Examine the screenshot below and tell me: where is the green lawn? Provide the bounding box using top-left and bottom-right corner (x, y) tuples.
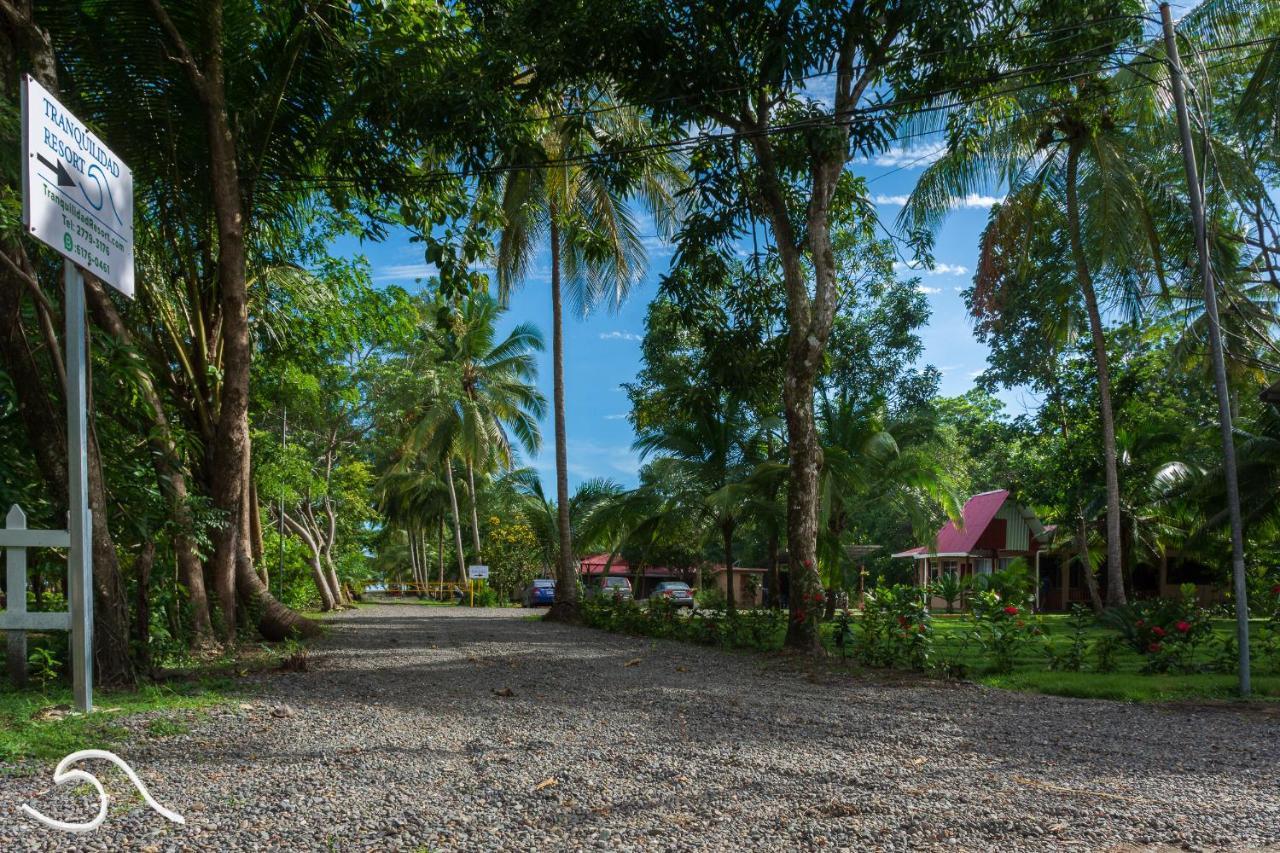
(820, 612), (1280, 702)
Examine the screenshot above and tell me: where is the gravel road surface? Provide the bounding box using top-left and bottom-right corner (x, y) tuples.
(2, 602), (1278, 851)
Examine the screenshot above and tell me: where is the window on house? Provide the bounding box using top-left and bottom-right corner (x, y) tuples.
(976, 558), (993, 576)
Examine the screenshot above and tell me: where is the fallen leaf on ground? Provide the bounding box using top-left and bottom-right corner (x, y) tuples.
(911, 757), (927, 766)
(624, 658), (642, 667)
(493, 687), (515, 697)
(675, 666), (688, 672)
(534, 777), (558, 791)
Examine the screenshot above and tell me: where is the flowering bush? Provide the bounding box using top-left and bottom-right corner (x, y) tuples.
(1101, 586), (1212, 673)
(969, 590), (1039, 673)
(855, 584), (932, 670)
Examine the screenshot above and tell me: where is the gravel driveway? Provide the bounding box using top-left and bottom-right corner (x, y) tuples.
(2, 602), (1279, 851)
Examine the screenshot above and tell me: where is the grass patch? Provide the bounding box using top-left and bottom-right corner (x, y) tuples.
(0, 679), (234, 762)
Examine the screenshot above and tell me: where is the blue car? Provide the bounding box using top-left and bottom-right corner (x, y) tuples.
(522, 578), (556, 607)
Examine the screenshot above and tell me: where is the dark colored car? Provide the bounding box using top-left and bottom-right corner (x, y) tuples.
(522, 578), (556, 607)
(651, 581), (695, 608)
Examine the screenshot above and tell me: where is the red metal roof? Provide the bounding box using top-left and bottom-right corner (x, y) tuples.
(934, 489), (1009, 554)
(578, 555), (677, 577)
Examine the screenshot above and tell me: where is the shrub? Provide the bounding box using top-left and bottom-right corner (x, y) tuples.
(1100, 587), (1211, 673)
(927, 572), (965, 613)
(1044, 604), (1092, 672)
(969, 590), (1039, 674)
(694, 585), (726, 611)
(1091, 634), (1121, 673)
(582, 595), (784, 651)
(970, 559), (1035, 609)
(856, 584), (932, 671)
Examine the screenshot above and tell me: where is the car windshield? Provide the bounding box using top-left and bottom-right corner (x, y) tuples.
(658, 583), (689, 591)
(603, 578), (629, 587)
(532, 580), (555, 587)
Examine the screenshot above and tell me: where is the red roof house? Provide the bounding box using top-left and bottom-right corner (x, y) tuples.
(892, 490), (1052, 607)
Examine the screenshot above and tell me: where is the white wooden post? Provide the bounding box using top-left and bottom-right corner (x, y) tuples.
(5, 505), (27, 687)
(0, 504), (72, 688)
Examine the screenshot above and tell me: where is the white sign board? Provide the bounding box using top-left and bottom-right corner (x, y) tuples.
(21, 75), (134, 297)
(467, 564), (489, 580)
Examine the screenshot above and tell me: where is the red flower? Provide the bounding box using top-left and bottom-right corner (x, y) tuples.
(1152, 626), (1166, 638)
(1148, 642), (1162, 653)
(812, 591), (825, 603)
(897, 615), (909, 627)
(1135, 619), (1144, 627)
(1003, 605), (1019, 616)
(1272, 584), (1280, 597)
(1176, 620), (1191, 633)
(803, 559), (814, 568)
(794, 608), (807, 623)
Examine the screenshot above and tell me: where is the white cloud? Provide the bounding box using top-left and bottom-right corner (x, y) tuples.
(867, 141), (946, 168)
(957, 194), (1003, 209)
(894, 261), (970, 277)
(916, 285), (942, 295)
(372, 262), (438, 282)
(603, 413), (628, 421)
(874, 193), (1001, 210)
(599, 331), (642, 342)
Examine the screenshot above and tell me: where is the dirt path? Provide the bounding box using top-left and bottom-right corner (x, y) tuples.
(2, 602), (1278, 851)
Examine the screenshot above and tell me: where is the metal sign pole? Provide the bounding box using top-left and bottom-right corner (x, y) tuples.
(65, 260), (93, 713)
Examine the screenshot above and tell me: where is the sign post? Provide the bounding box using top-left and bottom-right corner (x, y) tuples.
(21, 75), (134, 713)
(467, 565), (489, 608)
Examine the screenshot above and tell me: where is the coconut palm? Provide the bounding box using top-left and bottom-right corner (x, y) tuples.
(901, 11), (1163, 605)
(403, 294), (547, 572)
(496, 90), (685, 616)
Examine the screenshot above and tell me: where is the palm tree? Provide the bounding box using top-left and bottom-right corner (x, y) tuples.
(634, 392), (762, 613)
(496, 91), (685, 617)
(405, 294), (547, 570)
(817, 394), (960, 602)
(509, 470), (625, 576)
(902, 15), (1160, 606)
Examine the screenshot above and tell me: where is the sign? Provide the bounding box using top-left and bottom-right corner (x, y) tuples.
(21, 75), (134, 297)
(467, 564), (489, 580)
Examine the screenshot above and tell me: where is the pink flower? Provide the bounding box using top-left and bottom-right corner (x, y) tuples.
(1152, 626), (1166, 638)
(1148, 642), (1162, 653)
(1176, 620), (1191, 633)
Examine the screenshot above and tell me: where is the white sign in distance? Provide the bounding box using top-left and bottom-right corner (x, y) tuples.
(21, 75), (134, 297)
(467, 565), (489, 580)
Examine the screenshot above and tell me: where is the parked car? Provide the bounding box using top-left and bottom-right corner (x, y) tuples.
(588, 576), (633, 601)
(651, 581), (695, 608)
(522, 578), (556, 607)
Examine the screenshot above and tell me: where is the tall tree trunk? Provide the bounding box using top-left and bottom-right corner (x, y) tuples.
(438, 517), (445, 592)
(443, 459), (468, 581)
(408, 526), (419, 591)
(1075, 517), (1104, 614)
(1066, 142), (1125, 607)
(547, 216), (578, 620)
(722, 521), (736, 615)
(467, 460), (483, 560)
(133, 541), (156, 674)
(82, 277), (215, 645)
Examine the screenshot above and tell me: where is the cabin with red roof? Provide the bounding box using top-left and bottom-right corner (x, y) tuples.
(892, 490), (1058, 610)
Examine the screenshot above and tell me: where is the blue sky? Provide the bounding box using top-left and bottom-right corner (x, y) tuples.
(336, 140), (1039, 491)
